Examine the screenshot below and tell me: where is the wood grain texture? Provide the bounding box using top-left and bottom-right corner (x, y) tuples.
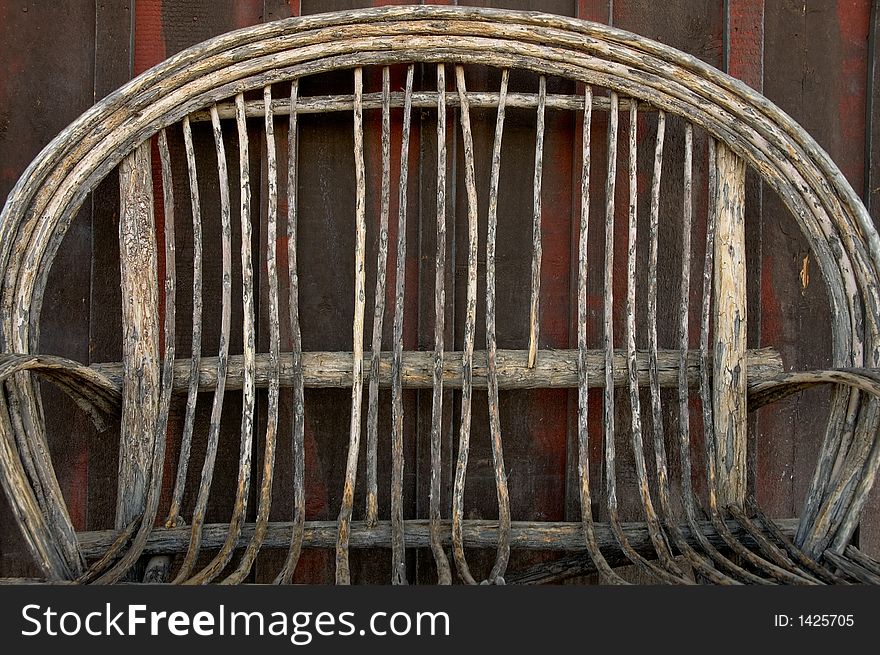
(426, 62), (452, 585)
(575, 84), (620, 582)
(185, 93), (257, 585)
(452, 64), (479, 585)
(485, 68), (511, 584)
(116, 141), (160, 533)
(725, 0), (765, 533)
(90, 347), (782, 392)
(335, 67), (367, 586)
(622, 100), (683, 580)
(695, 137), (769, 584)
(646, 114), (731, 584)
(274, 78), (307, 585)
(189, 92), (647, 122)
(90, 129), (178, 585)
(713, 141), (748, 509)
(224, 85), (282, 585)
(389, 65), (415, 585)
(165, 116), (203, 528)
(364, 66), (391, 530)
(76, 517), (801, 557)
(527, 75), (546, 369)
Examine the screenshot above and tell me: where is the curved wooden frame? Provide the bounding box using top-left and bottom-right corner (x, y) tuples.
(1, 5), (878, 584)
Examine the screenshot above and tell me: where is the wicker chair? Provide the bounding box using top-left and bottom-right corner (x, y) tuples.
(1, 5), (879, 585)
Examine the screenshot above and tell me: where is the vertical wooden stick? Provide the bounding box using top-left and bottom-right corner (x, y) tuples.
(486, 69), (511, 584)
(527, 75), (546, 368)
(646, 115), (731, 584)
(429, 63), (452, 585)
(276, 78), (306, 584)
(225, 84), (281, 584)
(576, 86), (620, 582)
(602, 92), (618, 524)
(648, 112), (673, 525)
(365, 66), (392, 529)
(623, 102), (681, 577)
(697, 134), (764, 584)
(117, 139), (160, 532)
(700, 136), (720, 512)
(713, 141), (748, 509)
(186, 92), (256, 585)
(172, 104), (233, 584)
(336, 67), (366, 585)
(95, 129), (177, 584)
(167, 116), (203, 529)
(390, 65), (414, 585)
(451, 65), (479, 585)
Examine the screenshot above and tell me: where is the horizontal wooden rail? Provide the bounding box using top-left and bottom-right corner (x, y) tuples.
(90, 347), (782, 392)
(77, 518), (799, 558)
(188, 91), (654, 122)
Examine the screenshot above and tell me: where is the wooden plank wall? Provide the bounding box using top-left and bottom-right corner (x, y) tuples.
(0, 0), (877, 580)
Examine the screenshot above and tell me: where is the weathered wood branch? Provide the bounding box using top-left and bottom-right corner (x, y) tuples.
(713, 142), (748, 508)
(527, 75), (546, 369)
(170, 104), (233, 584)
(187, 92), (652, 122)
(90, 348), (782, 392)
(364, 66), (391, 530)
(76, 518), (800, 558)
(453, 64), (480, 586)
(274, 77), (306, 585)
(166, 116), (203, 527)
(486, 68), (512, 584)
(428, 62), (451, 585)
(389, 64), (415, 585)
(335, 66), (367, 585)
(116, 140), (159, 532)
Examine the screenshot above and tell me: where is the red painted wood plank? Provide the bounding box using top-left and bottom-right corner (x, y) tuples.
(578, 0), (611, 23)
(133, 0), (166, 75)
(233, 0), (264, 26)
(835, 0), (871, 193)
(727, 0), (764, 91)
